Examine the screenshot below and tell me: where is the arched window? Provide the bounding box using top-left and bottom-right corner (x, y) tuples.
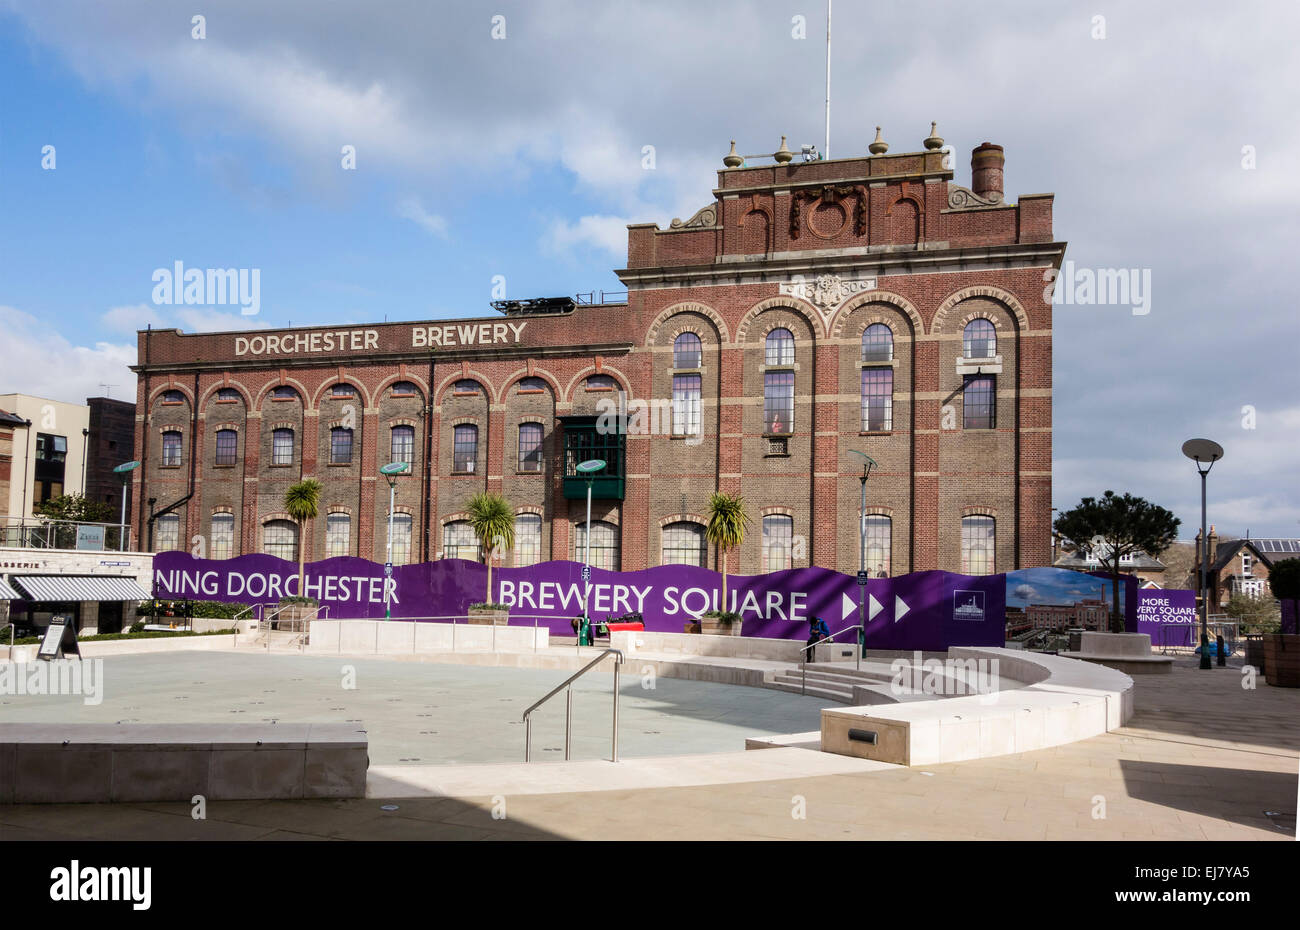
(155, 514), (180, 552)
(518, 423), (543, 472)
(215, 429), (238, 466)
(963, 319), (996, 359)
(263, 520), (299, 562)
(161, 431), (183, 467)
(271, 428), (294, 465)
(453, 424), (478, 473)
(861, 324), (893, 362)
(325, 513), (350, 557)
(216, 388), (241, 402)
(961, 515), (996, 575)
(330, 383), (356, 398)
(391, 381), (419, 397)
(574, 520), (620, 570)
(762, 514), (794, 572)
(585, 374), (617, 391)
(453, 379), (481, 394)
(673, 332), (702, 369)
(390, 425), (414, 465)
(389, 513), (413, 565)
(514, 513), (542, 567)
(161, 390), (185, 404)
(516, 377), (546, 393)
(443, 520), (479, 561)
(661, 521), (706, 567)
(211, 513), (234, 559)
(270, 385), (298, 401)
(329, 427), (353, 465)
(861, 368), (893, 432)
(765, 327), (795, 366)
(865, 515), (892, 577)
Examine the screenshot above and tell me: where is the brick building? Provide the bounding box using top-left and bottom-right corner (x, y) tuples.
(129, 131), (1064, 576)
(1192, 527), (1300, 607)
(85, 397), (135, 518)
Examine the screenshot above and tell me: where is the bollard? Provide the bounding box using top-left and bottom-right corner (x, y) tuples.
(1216, 634), (1226, 667)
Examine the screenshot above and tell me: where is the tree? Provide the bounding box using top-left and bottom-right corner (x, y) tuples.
(467, 491), (514, 606)
(1270, 558), (1300, 634)
(1053, 491), (1180, 633)
(283, 478), (322, 600)
(705, 492), (751, 617)
(1223, 593), (1280, 634)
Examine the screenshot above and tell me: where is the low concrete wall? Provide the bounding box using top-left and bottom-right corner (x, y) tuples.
(820, 647), (1134, 767)
(306, 619), (549, 655)
(0, 723), (367, 803)
(2, 632), (251, 663)
(610, 630), (808, 662)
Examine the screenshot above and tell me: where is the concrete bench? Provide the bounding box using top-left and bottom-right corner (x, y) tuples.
(1062, 632), (1174, 674)
(0, 723), (368, 804)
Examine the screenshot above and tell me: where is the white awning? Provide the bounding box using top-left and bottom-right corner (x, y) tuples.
(11, 575), (151, 602)
(0, 578), (22, 600)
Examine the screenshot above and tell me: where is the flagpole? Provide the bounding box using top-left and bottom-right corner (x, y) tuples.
(825, 0), (832, 159)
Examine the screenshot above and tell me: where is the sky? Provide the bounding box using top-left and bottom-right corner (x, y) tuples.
(0, 0), (1295, 539)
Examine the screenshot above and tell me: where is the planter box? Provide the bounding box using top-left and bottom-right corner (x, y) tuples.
(1262, 634), (1299, 688)
(698, 616), (742, 637)
(468, 608), (509, 626)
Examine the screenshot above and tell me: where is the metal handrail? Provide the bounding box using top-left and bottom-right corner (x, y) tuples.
(802, 624), (864, 695)
(523, 648), (624, 763)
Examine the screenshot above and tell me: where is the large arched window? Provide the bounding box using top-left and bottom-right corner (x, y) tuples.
(574, 520), (620, 571)
(263, 520), (299, 562)
(861, 323), (894, 362)
(963, 318), (997, 359)
(161, 431), (183, 467)
(865, 515), (892, 577)
(443, 520), (479, 561)
(325, 513), (350, 557)
(762, 514), (794, 572)
(211, 514), (235, 559)
(390, 513), (413, 565)
(765, 327), (795, 366)
(661, 521), (706, 567)
(215, 429), (238, 466)
(673, 332), (702, 369)
(452, 424), (478, 473)
(514, 513), (542, 567)
(961, 515), (996, 575)
(155, 514), (180, 552)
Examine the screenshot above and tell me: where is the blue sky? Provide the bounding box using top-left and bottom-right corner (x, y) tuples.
(0, 0), (1295, 538)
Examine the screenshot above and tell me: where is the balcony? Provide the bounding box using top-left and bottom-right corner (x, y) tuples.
(559, 415), (625, 501)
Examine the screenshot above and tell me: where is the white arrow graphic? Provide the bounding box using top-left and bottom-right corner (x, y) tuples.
(894, 595), (910, 623)
(868, 593), (883, 621)
(841, 592), (856, 622)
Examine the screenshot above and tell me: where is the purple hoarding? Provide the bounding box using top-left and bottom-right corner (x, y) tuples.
(151, 552), (1009, 650)
(1133, 588), (1197, 647)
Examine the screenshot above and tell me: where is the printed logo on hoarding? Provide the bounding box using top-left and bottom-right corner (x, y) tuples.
(953, 589), (985, 621)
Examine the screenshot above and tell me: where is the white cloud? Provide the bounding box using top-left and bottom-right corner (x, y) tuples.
(101, 303), (269, 335)
(0, 305), (137, 405)
(396, 197), (448, 238)
(542, 215), (631, 261)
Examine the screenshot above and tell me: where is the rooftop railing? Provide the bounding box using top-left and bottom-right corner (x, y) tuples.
(0, 515), (133, 552)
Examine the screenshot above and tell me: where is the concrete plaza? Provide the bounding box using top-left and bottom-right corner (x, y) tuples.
(0, 653), (1294, 841)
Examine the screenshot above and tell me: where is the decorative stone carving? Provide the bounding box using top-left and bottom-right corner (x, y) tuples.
(779, 275), (878, 326)
(789, 186), (868, 240)
(947, 184), (1004, 208)
(669, 204), (718, 228)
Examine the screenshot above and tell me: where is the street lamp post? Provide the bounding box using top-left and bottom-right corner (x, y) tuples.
(847, 450), (877, 656)
(379, 461), (411, 620)
(1182, 438), (1224, 670)
(575, 459), (606, 645)
(112, 461), (141, 551)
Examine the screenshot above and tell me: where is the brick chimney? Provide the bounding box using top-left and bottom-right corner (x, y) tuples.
(1208, 525), (1218, 562)
(971, 142), (1004, 199)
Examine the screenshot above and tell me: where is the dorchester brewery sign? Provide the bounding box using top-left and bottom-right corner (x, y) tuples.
(153, 552), (1016, 650)
(233, 320), (529, 357)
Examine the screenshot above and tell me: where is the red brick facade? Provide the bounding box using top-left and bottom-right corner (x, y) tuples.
(130, 140), (1064, 575)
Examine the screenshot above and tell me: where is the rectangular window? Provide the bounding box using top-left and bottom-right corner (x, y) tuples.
(162, 432), (183, 467)
(272, 429), (294, 465)
(155, 514), (180, 552)
(672, 374), (702, 436)
(962, 516), (996, 575)
(861, 368), (893, 432)
(453, 425), (477, 473)
(325, 513), (350, 557)
(390, 425), (414, 466)
(442, 521), (478, 561)
(215, 430), (237, 466)
(762, 515), (794, 572)
(518, 423), (543, 472)
(390, 514), (412, 565)
(864, 515), (891, 577)
(211, 514), (234, 559)
(962, 375), (996, 429)
(330, 428), (353, 465)
(514, 513), (542, 567)
(763, 371), (794, 434)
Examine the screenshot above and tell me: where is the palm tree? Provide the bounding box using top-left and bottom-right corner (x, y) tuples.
(706, 492), (750, 617)
(284, 478), (322, 599)
(467, 491), (515, 605)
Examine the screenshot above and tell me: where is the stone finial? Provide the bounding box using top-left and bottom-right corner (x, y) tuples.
(723, 140), (744, 168)
(924, 121), (944, 151)
(773, 135), (794, 164)
(868, 126), (889, 155)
